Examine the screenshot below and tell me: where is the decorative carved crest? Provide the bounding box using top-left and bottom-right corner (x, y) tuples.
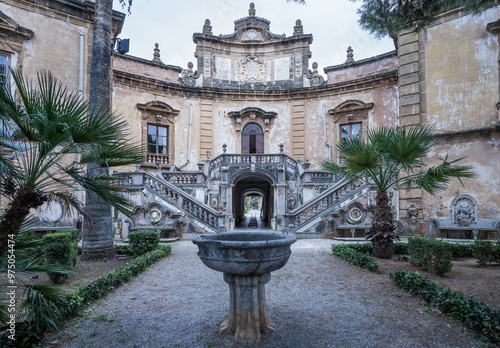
(237, 54), (267, 83)
(241, 29), (263, 42)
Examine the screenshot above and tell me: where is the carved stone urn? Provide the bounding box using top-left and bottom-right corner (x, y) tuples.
(192, 231), (297, 343)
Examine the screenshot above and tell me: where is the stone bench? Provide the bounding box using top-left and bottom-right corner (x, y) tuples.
(334, 225), (371, 239)
(428, 218), (500, 240)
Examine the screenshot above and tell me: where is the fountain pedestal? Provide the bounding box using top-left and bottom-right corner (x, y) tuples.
(192, 232), (296, 344)
(220, 272), (274, 343)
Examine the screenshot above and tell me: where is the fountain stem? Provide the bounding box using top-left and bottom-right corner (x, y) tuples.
(221, 272), (275, 343)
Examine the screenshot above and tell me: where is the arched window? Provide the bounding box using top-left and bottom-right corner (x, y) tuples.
(241, 123), (264, 154)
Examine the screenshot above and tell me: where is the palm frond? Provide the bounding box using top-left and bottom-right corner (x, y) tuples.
(20, 284), (67, 331)
(0, 301), (9, 324)
(400, 156), (475, 195)
(337, 138), (380, 174)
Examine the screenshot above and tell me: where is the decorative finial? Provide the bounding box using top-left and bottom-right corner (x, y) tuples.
(153, 43), (162, 63)
(249, 2), (256, 16)
(293, 19), (303, 35)
(345, 46), (355, 64)
(311, 62), (318, 74)
(203, 19), (212, 35)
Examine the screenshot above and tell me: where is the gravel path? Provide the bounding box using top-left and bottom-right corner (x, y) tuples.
(43, 239), (483, 348)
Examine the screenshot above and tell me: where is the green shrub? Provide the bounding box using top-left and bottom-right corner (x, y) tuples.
(427, 240), (453, 276)
(407, 237), (453, 276)
(449, 243), (473, 258)
(114, 244), (133, 255)
(345, 242), (372, 254)
(394, 242), (408, 255)
(14, 230), (43, 262)
(345, 242), (408, 256)
(331, 244), (378, 272)
(391, 270), (500, 345)
(63, 244), (172, 316)
(42, 231), (78, 283)
(472, 240), (500, 265)
(128, 229), (160, 256)
(407, 237), (428, 267)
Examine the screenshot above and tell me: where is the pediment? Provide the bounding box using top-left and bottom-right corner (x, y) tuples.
(0, 11), (34, 49)
(137, 101), (179, 123)
(228, 107), (277, 132)
(328, 100), (373, 123)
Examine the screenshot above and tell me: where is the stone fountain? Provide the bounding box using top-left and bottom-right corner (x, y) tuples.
(192, 231), (297, 343)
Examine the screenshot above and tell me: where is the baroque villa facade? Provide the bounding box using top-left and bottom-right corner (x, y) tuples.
(1, 0), (499, 239)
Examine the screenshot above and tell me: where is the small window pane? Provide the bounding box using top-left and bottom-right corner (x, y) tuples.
(146, 124), (168, 155)
(352, 123), (361, 139)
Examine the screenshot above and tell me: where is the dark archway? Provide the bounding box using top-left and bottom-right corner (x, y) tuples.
(241, 123), (264, 154)
(232, 172), (273, 230)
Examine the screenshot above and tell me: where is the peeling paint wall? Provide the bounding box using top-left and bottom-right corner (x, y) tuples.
(425, 8), (500, 130)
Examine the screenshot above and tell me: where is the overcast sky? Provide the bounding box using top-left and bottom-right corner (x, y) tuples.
(112, 0), (395, 72)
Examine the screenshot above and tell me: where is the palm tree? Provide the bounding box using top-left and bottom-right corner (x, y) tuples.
(0, 69), (143, 257)
(83, 0), (116, 260)
(322, 125), (474, 258)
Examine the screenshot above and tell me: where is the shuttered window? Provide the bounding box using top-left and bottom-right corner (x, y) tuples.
(241, 123), (264, 154)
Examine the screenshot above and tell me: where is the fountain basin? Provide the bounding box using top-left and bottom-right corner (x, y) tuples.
(192, 231), (297, 343)
(193, 231), (297, 275)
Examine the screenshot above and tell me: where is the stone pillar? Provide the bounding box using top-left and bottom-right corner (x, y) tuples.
(220, 272), (274, 343)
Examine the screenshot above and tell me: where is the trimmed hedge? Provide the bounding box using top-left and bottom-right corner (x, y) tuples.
(114, 244), (133, 255)
(331, 244), (378, 272)
(129, 229), (160, 256)
(407, 237), (453, 276)
(344, 242), (408, 256)
(472, 240), (500, 265)
(391, 270), (500, 345)
(63, 244), (172, 317)
(42, 231), (78, 283)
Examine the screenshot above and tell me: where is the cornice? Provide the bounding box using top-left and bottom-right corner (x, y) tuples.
(112, 69), (398, 100)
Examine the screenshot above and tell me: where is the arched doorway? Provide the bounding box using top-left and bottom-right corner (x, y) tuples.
(241, 123), (264, 154)
(231, 173), (274, 230)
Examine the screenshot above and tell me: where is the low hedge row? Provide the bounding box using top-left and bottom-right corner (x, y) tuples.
(63, 244), (172, 317)
(391, 270), (500, 345)
(331, 244), (378, 272)
(344, 242), (408, 255)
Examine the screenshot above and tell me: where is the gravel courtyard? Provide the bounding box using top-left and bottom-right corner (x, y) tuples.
(42, 239), (484, 348)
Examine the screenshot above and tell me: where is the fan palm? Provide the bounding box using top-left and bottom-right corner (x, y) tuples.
(0, 234), (73, 346)
(0, 69), (143, 257)
(322, 125), (475, 258)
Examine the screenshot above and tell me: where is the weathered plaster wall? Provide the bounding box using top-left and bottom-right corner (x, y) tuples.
(113, 55), (181, 83)
(424, 7), (500, 130)
(0, 1), (93, 94)
(418, 7), (500, 224)
(325, 52), (398, 84)
(423, 132), (500, 221)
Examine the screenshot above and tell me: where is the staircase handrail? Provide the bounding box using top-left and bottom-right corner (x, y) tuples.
(286, 177), (371, 232)
(114, 171), (221, 231)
